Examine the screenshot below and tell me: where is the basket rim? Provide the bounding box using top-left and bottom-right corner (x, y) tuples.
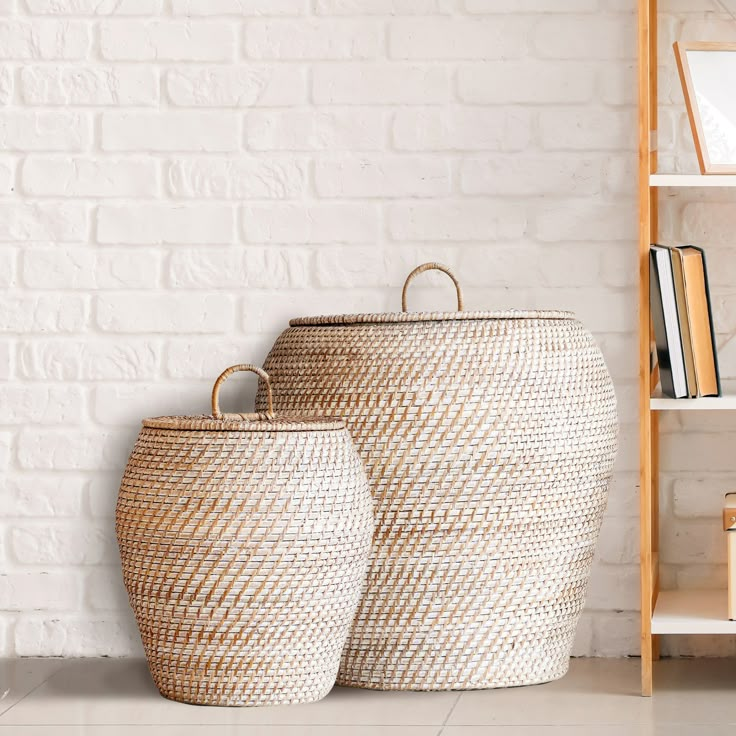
(142, 413), (345, 432)
(289, 309), (576, 327)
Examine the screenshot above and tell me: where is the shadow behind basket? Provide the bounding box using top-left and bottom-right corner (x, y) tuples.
(258, 264), (619, 691)
(116, 365), (374, 706)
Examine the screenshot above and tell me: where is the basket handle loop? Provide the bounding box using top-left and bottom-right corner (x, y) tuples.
(401, 262), (464, 312)
(211, 364), (274, 420)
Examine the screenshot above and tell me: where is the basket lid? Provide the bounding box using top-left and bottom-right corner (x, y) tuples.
(287, 263), (575, 327)
(290, 309), (575, 327)
(142, 365), (343, 433)
(142, 414), (344, 432)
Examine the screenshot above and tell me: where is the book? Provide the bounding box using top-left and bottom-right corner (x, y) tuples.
(724, 492), (736, 620)
(670, 248), (697, 397)
(650, 245), (688, 398)
(678, 246), (720, 397)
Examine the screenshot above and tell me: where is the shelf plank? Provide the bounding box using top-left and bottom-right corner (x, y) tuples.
(650, 394), (736, 411)
(652, 590), (736, 635)
(650, 173), (736, 187)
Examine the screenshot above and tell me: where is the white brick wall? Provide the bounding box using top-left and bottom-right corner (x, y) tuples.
(0, 1), (720, 660)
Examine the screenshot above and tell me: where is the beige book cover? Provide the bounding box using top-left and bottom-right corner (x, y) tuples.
(680, 247), (719, 397)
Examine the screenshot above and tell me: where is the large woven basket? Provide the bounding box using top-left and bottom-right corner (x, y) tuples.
(258, 263), (618, 691)
(116, 364), (374, 706)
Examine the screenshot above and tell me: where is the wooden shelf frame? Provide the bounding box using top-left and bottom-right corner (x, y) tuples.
(638, 2), (736, 695)
(639, 0), (659, 698)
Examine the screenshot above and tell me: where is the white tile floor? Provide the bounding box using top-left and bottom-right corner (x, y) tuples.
(2, 658), (736, 734)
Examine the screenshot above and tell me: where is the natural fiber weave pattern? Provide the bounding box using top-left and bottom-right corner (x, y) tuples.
(116, 366), (374, 706)
(258, 265), (618, 691)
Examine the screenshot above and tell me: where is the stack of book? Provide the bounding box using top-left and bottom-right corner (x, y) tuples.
(650, 244), (720, 399)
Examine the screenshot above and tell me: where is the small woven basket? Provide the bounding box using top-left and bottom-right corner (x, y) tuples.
(259, 263), (619, 691)
(116, 365), (374, 706)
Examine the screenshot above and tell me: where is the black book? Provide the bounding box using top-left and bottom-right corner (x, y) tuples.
(650, 245), (688, 398)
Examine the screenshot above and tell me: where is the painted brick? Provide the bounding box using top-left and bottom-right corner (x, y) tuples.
(97, 204), (234, 244)
(313, 64), (450, 104)
(93, 382), (209, 425)
(458, 61), (596, 104)
(0, 573), (80, 610)
(87, 474), (120, 518)
(241, 287), (387, 335)
(317, 0), (449, 12)
(682, 203), (736, 246)
(466, 0), (595, 9)
(533, 16), (636, 59)
(19, 339), (159, 380)
(0, 432), (10, 471)
(596, 517), (639, 565)
(14, 617), (141, 657)
(460, 155), (601, 196)
(25, 0), (161, 12)
(0, 295), (88, 332)
(0, 66), (12, 104)
(388, 201), (527, 241)
(86, 568), (128, 611)
(246, 109), (386, 151)
(23, 246), (161, 289)
(585, 565), (639, 611)
(167, 158), (305, 199)
(389, 18), (527, 59)
(2, 475), (84, 517)
(315, 246), (389, 287)
(0, 20), (89, 59)
(540, 109), (636, 151)
(246, 20), (382, 60)
(393, 108), (532, 151)
(20, 66), (158, 106)
(172, 0), (305, 14)
(101, 112), (239, 152)
(315, 156), (450, 198)
(0, 341), (12, 380)
(16, 432), (124, 471)
(96, 293), (234, 333)
(0, 111), (91, 151)
(0, 202), (87, 241)
(167, 66), (306, 107)
(100, 21), (235, 61)
(0, 385), (85, 423)
(535, 202), (636, 242)
(169, 247), (309, 288)
(165, 337), (265, 379)
(22, 157), (159, 197)
(0, 247), (16, 287)
(0, 157), (14, 193)
(673, 478), (727, 520)
(242, 203), (377, 243)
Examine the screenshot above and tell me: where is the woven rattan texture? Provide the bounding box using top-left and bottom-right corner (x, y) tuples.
(259, 316), (618, 691)
(116, 425), (373, 706)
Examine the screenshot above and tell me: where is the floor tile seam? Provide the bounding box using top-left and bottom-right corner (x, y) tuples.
(0, 662), (65, 721)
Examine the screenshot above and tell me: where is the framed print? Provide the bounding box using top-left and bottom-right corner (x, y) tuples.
(674, 41), (736, 174)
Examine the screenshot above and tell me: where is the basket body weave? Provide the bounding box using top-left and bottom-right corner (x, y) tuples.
(259, 310), (618, 691)
(116, 414), (373, 706)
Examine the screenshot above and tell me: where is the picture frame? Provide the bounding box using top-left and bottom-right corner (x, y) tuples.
(674, 41), (736, 174)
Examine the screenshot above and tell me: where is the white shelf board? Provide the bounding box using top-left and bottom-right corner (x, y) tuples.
(650, 173), (736, 187)
(650, 394), (736, 411)
(652, 590), (736, 635)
